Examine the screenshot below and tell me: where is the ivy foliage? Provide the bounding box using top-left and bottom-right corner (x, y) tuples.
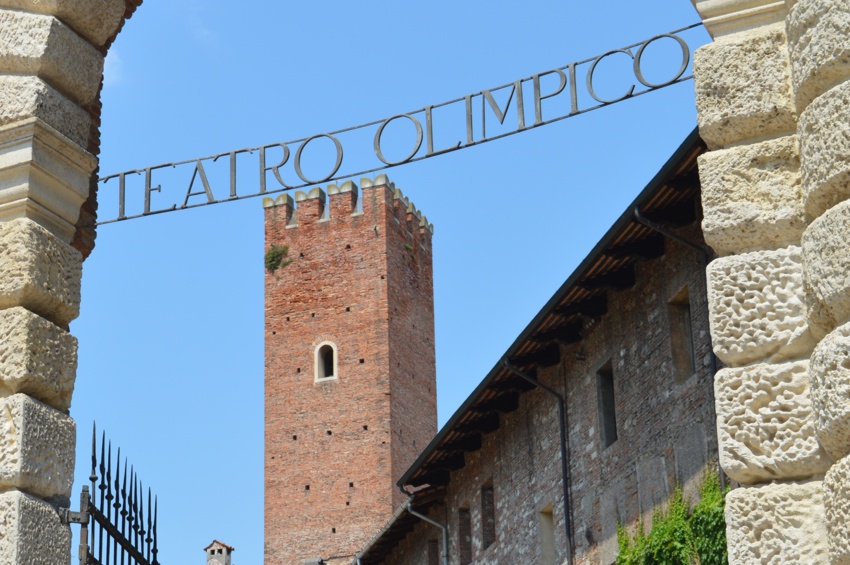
(690, 472), (728, 565)
(616, 472), (728, 565)
(264, 244), (292, 274)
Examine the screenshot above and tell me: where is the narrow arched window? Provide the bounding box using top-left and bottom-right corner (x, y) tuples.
(315, 342), (338, 381)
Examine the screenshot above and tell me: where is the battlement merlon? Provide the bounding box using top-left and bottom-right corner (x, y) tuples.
(361, 174), (435, 237)
(328, 180), (358, 219)
(261, 174), (435, 236)
(262, 193), (296, 226)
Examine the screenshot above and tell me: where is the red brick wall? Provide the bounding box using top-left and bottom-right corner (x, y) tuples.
(264, 181), (437, 565)
(386, 194), (438, 507)
(374, 223), (718, 565)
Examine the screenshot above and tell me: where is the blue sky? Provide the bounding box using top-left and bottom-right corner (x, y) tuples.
(70, 2), (710, 564)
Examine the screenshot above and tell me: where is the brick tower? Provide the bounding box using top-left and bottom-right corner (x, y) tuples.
(263, 174), (437, 565)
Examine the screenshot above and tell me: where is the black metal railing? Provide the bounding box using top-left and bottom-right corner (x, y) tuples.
(69, 424), (160, 565)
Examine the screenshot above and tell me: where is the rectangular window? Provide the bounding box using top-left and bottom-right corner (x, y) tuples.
(481, 483), (496, 549)
(458, 508), (472, 565)
(669, 286), (696, 384)
(540, 504), (556, 565)
(597, 361), (618, 448)
(427, 539), (439, 565)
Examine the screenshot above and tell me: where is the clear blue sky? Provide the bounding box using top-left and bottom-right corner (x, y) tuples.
(70, 2), (710, 564)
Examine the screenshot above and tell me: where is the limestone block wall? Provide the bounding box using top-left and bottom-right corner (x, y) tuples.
(0, 1), (140, 563)
(692, 0), (850, 562)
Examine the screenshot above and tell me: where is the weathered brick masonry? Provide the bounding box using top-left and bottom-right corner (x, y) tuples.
(263, 175), (437, 565)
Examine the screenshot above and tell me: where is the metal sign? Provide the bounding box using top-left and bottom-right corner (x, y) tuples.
(98, 24), (702, 225)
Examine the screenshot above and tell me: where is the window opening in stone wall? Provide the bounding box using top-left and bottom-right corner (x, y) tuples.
(315, 342), (338, 380)
(597, 361), (618, 448)
(481, 482), (496, 549)
(669, 285), (696, 384)
(458, 507), (472, 565)
(540, 503), (556, 565)
(427, 539), (440, 565)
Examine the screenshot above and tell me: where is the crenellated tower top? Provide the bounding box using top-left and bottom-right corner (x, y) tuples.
(263, 174), (437, 565)
(262, 174), (434, 235)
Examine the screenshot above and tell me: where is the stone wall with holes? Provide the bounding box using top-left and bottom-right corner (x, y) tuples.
(691, 0), (850, 562)
(369, 222), (718, 565)
(263, 175), (437, 565)
(0, 1), (141, 564)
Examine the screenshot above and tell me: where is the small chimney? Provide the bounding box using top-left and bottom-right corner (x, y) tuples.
(204, 540), (234, 565)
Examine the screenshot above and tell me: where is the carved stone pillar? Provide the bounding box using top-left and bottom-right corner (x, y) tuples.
(692, 0), (850, 562)
(0, 1), (136, 563)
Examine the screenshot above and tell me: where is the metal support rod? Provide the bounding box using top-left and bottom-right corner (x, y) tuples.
(633, 207), (727, 492)
(633, 208), (709, 255)
(503, 360), (574, 565)
(406, 502), (449, 565)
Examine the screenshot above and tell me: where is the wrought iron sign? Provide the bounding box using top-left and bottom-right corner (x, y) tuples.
(98, 24), (702, 225)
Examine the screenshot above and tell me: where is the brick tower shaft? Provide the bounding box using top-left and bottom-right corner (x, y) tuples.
(263, 175), (437, 565)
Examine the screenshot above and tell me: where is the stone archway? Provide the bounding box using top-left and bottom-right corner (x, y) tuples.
(2, 1), (850, 563)
(0, 1), (141, 562)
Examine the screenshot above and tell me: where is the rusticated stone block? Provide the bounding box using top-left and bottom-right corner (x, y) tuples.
(707, 247), (815, 366)
(810, 321), (850, 461)
(803, 200), (850, 335)
(0, 489), (70, 565)
(726, 480), (829, 564)
(0, 10), (103, 106)
(799, 81), (850, 219)
(0, 394), (75, 499)
(694, 27), (796, 149)
(0, 307), (76, 411)
(787, 0), (850, 111)
(699, 135), (805, 255)
(0, 0), (126, 48)
(824, 455), (850, 565)
(715, 361), (831, 483)
(0, 217), (81, 327)
(0, 76), (90, 148)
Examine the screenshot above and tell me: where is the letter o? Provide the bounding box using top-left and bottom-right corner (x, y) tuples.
(374, 114), (424, 166)
(294, 134), (344, 185)
(634, 34), (690, 89)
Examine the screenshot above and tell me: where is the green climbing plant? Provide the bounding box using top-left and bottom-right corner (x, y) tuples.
(617, 519), (648, 565)
(264, 244), (292, 273)
(689, 472), (728, 565)
(616, 471), (728, 565)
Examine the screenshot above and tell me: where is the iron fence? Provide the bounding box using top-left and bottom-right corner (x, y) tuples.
(68, 424), (160, 565)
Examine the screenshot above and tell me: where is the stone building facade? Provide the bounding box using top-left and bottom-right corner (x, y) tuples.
(353, 132), (719, 565)
(263, 176), (437, 565)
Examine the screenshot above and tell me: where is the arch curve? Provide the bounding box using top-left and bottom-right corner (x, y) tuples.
(314, 341), (338, 381)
